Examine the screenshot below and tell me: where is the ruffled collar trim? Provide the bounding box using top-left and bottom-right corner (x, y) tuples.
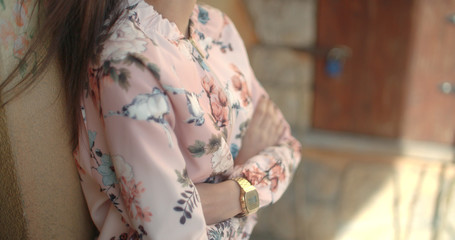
(126, 0), (199, 42)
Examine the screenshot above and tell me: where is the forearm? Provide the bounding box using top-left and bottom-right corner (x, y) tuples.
(231, 138), (301, 208)
(195, 180), (242, 225)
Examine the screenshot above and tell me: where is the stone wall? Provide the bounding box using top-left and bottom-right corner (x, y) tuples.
(245, 0), (316, 133)
(0, 0), (95, 238)
(257, 147), (455, 240)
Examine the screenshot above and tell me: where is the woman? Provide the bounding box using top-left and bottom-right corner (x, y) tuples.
(2, 0), (301, 239)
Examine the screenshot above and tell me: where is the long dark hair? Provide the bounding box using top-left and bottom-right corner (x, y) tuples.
(1, 0), (124, 150)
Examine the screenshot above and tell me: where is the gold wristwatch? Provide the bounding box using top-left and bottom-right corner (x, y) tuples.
(232, 177), (259, 217)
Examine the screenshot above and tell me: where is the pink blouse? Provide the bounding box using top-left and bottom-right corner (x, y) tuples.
(74, 1), (302, 239)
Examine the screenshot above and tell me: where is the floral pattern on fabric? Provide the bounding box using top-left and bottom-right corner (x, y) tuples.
(230, 64), (252, 107)
(105, 86), (174, 147)
(243, 159), (286, 193)
(100, 14), (149, 61)
(0, 0), (37, 77)
(164, 85), (206, 126)
(113, 155), (153, 223)
(75, 1), (301, 239)
(202, 76), (230, 129)
(173, 169), (201, 225)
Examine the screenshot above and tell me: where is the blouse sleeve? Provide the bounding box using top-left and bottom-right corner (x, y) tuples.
(236, 69), (302, 208)
(223, 16), (302, 208)
(94, 59), (208, 239)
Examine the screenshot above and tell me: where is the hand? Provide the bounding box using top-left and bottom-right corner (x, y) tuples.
(195, 181), (241, 225)
(235, 96), (285, 166)
(195, 97), (285, 224)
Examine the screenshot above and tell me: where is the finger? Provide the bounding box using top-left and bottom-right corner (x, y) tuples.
(278, 120), (286, 137)
(255, 96), (267, 114)
(268, 98), (275, 114)
(243, 100), (266, 139)
(278, 120), (287, 139)
(259, 98), (270, 126)
(252, 96), (268, 122)
(256, 95), (267, 109)
(265, 99), (278, 125)
(267, 121), (282, 146)
(258, 98), (273, 127)
(270, 101), (280, 124)
(272, 118), (285, 143)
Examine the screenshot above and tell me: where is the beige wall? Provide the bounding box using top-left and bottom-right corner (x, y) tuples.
(0, 1), (94, 238)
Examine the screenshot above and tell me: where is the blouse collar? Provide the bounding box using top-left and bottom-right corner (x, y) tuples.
(126, 0), (199, 42)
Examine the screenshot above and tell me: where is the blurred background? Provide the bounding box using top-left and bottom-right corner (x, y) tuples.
(201, 0), (455, 239)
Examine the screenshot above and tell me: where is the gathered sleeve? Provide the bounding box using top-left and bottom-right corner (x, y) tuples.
(229, 74), (302, 208)
(243, 72), (302, 208)
(223, 16), (302, 208)
(88, 58), (208, 239)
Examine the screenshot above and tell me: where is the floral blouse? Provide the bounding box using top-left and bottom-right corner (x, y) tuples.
(74, 0), (302, 239)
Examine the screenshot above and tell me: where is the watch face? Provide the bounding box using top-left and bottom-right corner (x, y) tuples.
(245, 190), (259, 212)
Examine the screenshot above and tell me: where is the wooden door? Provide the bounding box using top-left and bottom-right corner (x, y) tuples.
(400, 0), (455, 144)
(313, 0), (455, 144)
